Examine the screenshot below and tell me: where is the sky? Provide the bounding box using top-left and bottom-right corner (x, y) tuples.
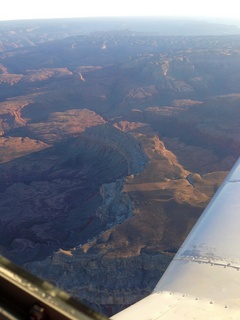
(1, 0), (240, 21)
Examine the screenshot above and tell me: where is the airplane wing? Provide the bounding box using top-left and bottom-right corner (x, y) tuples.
(112, 158), (240, 319)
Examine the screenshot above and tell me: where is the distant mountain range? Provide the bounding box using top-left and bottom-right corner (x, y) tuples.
(0, 17), (239, 49)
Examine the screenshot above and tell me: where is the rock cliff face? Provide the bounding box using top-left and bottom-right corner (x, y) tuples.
(26, 249), (172, 316)
(97, 179), (133, 227)
(81, 124), (148, 174)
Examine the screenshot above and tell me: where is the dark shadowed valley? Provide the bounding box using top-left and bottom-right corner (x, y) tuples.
(0, 17), (240, 316)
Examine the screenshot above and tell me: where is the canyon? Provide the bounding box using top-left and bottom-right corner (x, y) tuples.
(0, 18), (240, 316)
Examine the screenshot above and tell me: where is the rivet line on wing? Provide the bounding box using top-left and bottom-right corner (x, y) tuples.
(175, 256), (240, 270)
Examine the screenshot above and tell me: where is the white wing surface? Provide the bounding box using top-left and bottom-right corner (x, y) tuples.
(112, 158), (240, 319)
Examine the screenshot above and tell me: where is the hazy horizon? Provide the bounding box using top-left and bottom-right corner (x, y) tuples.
(1, 16), (240, 32)
(1, 0), (240, 22)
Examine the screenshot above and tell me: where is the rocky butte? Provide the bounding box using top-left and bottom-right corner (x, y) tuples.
(0, 18), (240, 316)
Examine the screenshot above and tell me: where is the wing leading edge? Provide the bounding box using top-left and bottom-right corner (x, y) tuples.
(112, 158), (240, 319)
